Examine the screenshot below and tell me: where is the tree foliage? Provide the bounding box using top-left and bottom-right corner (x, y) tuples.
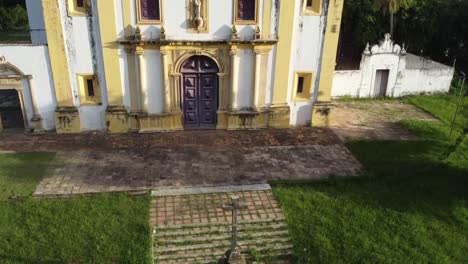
(0, 0), (28, 32)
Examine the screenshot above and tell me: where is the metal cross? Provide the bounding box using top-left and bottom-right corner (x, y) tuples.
(223, 195), (247, 253)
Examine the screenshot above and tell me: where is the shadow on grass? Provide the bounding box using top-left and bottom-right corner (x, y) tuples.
(0, 152), (57, 201)
(272, 119), (468, 263)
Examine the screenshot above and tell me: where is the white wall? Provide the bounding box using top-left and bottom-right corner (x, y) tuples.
(331, 70), (362, 97)
(143, 50), (164, 114)
(59, 0), (107, 131)
(331, 53), (454, 98)
(25, 0), (47, 44)
(237, 49), (254, 109)
(0, 45), (56, 130)
(289, 0), (325, 125)
(119, 0), (262, 41)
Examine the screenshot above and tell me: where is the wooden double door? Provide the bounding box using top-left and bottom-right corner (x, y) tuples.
(180, 56), (219, 129)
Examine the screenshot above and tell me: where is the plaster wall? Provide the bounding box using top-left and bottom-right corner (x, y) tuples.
(117, 0), (265, 41)
(331, 53), (454, 98)
(58, 0), (107, 131)
(143, 50), (164, 114)
(0, 45), (56, 130)
(289, 0), (326, 125)
(237, 48), (255, 109)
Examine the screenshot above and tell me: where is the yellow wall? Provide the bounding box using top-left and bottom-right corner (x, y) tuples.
(96, 0), (124, 107)
(271, 0), (296, 106)
(261, 0), (272, 39)
(41, 0), (73, 107)
(317, 0), (344, 102)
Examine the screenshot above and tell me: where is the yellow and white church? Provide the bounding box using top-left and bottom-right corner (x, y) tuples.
(0, 0), (344, 133)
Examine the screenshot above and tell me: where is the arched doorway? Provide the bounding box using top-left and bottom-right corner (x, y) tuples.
(0, 89), (25, 130)
(180, 55), (219, 129)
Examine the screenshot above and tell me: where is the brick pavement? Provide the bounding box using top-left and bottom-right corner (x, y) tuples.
(0, 127), (337, 151)
(0, 128), (363, 196)
(33, 144), (361, 196)
(331, 100), (438, 141)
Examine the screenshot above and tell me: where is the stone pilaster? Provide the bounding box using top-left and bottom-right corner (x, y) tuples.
(160, 50), (171, 113)
(26, 77), (44, 133)
(230, 48), (239, 110)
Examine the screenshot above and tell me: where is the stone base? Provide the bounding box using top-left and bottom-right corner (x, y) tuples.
(311, 101), (334, 127)
(31, 114), (45, 133)
(138, 112), (183, 132)
(225, 110), (268, 130)
(216, 111), (229, 129)
(128, 112), (141, 133)
(105, 106), (129, 133)
(55, 107), (81, 133)
(268, 105), (290, 128)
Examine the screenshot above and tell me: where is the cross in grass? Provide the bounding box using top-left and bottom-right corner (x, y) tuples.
(223, 195), (248, 262)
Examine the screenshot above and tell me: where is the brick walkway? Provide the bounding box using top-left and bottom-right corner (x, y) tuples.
(33, 144), (360, 196)
(150, 184), (293, 263)
(0, 127), (337, 151)
(331, 100), (438, 141)
(0, 128), (362, 196)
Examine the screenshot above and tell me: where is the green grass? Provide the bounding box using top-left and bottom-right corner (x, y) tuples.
(0, 153), (152, 263)
(273, 95), (468, 263)
(403, 95), (467, 130)
(0, 153), (57, 201)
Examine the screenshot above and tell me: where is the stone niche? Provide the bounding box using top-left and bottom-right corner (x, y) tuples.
(186, 0), (209, 33)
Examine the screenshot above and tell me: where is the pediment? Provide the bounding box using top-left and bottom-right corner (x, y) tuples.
(0, 63), (25, 77)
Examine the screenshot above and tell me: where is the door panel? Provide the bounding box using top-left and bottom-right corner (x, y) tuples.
(182, 74), (199, 126)
(374, 69), (390, 97)
(181, 56), (219, 129)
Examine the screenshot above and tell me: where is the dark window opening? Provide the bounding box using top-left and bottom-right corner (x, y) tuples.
(237, 0), (256, 21)
(77, 0), (85, 7)
(297, 77), (305, 93)
(140, 0), (161, 21)
(86, 79), (95, 97)
(306, 0), (313, 7)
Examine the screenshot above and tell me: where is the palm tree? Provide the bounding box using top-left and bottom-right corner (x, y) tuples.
(374, 0), (413, 36)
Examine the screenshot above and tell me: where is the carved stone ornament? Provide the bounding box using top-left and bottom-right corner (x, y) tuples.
(0, 56), (5, 64)
(186, 0), (208, 33)
(192, 0), (204, 30)
(369, 33), (402, 55)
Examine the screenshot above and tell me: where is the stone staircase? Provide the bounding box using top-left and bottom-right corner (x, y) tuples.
(153, 217), (294, 264)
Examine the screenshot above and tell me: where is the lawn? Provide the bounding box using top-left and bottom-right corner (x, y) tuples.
(0, 153), (152, 263)
(274, 94), (468, 263)
(0, 32), (30, 43)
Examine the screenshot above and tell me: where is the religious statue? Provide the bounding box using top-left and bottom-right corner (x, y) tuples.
(192, 0), (204, 30)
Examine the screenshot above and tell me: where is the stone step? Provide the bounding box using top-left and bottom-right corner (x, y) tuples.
(156, 243), (294, 261)
(157, 230), (291, 245)
(155, 222), (289, 238)
(156, 236), (292, 254)
(155, 217), (286, 231)
(158, 249), (294, 264)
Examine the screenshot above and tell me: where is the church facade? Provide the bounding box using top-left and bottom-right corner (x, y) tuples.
(0, 0), (344, 133)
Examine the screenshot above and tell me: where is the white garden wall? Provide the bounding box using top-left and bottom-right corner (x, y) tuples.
(331, 35), (454, 98)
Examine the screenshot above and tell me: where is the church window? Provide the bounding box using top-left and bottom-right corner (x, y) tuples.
(138, 0), (162, 23)
(293, 72), (313, 101)
(235, 0), (257, 24)
(78, 74), (101, 105)
(303, 0), (322, 15)
(68, 0), (90, 16)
